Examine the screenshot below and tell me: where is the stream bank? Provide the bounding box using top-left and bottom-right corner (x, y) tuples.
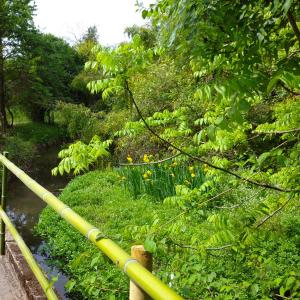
(7, 144), (70, 299)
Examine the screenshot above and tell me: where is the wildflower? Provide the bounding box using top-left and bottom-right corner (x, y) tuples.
(143, 170), (152, 179)
(191, 172), (196, 178)
(170, 173), (175, 177)
(189, 166), (194, 172)
(143, 154), (150, 163)
(127, 155), (133, 163)
(203, 164), (209, 172)
(171, 161), (177, 167)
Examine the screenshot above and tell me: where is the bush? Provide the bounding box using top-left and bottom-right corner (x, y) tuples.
(55, 102), (103, 143)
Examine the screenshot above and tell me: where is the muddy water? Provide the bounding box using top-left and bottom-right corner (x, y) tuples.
(7, 145), (71, 299)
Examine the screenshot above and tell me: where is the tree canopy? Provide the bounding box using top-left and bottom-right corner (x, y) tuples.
(0, 0), (35, 130)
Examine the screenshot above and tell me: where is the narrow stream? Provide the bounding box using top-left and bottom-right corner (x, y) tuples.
(7, 145), (70, 299)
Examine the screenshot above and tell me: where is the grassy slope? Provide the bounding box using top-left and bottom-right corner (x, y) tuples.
(36, 170), (179, 299)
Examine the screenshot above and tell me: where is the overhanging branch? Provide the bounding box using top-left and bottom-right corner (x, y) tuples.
(124, 79), (298, 193)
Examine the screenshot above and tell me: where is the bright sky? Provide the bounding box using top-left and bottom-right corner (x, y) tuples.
(34, 0), (153, 46)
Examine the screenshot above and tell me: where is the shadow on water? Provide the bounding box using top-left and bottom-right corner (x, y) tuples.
(7, 145), (71, 299)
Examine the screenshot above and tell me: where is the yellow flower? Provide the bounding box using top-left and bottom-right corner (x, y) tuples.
(191, 172), (196, 178)
(170, 173), (175, 177)
(189, 166), (194, 172)
(127, 155), (133, 163)
(143, 170), (152, 179)
(203, 164), (209, 172)
(143, 154), (150, 163)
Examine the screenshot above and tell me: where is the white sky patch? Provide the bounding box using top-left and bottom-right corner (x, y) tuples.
(33, 0), (154, 46)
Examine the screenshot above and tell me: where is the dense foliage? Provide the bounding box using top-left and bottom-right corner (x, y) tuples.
(1, 0), (299, 299)
(0, 0), (35, 130)
(37, 169), (300, 299)
(45, 1), (300, 299)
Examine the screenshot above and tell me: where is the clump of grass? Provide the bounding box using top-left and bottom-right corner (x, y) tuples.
(118, 159), (205, 200)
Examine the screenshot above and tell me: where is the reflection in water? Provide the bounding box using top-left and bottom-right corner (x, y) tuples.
(7, 145), (71, 299)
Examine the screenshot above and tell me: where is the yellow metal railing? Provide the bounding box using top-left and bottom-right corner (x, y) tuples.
(0, 207), (58, 299)
(0, 152), (184, 300)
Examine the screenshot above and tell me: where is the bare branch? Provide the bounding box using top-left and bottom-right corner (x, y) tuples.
(172, 240), (233, 251)
(215, 204), (240, 209)
(256, 196), (294, 228)
(255, 128), (300, 135)
(118, 153), (181, 167)
(279, 81), (300, 96)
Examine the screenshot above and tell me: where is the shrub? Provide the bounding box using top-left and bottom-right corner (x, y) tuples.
(55, 102), (103, 142)
(52, 136), (112, 176)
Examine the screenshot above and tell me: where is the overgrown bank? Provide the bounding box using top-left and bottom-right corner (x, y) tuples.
(37, 170), (300, 299)
(0, 122), (66, 170)
(36, 170), (179, 299)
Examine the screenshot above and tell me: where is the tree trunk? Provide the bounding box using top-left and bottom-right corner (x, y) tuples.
(0, 41), (8, 132)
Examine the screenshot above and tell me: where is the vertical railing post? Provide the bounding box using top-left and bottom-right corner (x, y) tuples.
(0, 151), (8, 255)
(129, 245), (153, 300)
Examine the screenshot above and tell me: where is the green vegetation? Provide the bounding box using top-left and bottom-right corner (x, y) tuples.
(36, 170), (178, 299)
(0, 122), (66, 167)
(37, 170), (300, 299)
(119, 160), (205, 200)
(1, 0), (300, 299)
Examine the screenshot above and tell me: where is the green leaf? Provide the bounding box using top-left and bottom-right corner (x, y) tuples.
(280, 286), (286, 296)
(238, 99), (250, 112)
(286, 276), (295, 290)
(283, 0), (292, 14)
(207, 125), (216, 142)
(257, 152), (270, 166)
(250, 284), (259, 296)
(66, 279), (76, 292)
(142, 10), (148, 19)
(267, 75), (279, 93)
(144, 239), (157, 253)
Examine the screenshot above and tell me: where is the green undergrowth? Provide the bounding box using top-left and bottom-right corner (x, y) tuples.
(36, 170), (179, 299)
(36, 169), (300, 299)
(0, 122), (66, 168)
(10, 122), (66, 145)
(118, 162), (205, 200)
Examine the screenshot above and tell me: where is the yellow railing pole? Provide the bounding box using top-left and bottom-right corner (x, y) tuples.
(0, 153), (184, 300)
(0, 151), (8, 255)
(0, 207), (58, 300)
